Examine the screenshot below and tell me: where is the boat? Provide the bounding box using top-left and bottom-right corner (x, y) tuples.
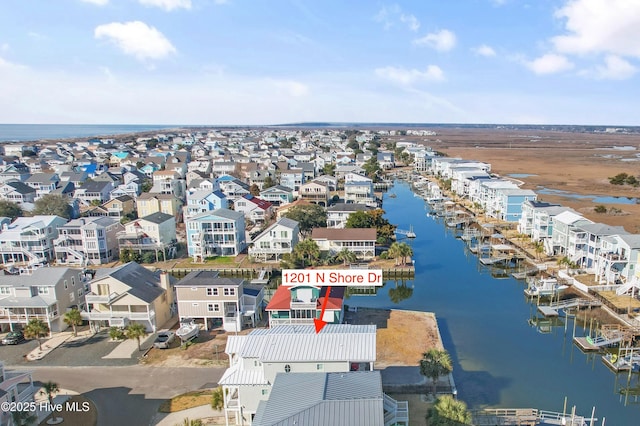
(406, 225), (416, 239)
(388, 193), (397, 198)
(176, 318), (200, 342)
(524, 277), (568, 297)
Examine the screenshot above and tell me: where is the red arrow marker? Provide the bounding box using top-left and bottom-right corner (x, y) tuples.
(313, 286), (331, 333)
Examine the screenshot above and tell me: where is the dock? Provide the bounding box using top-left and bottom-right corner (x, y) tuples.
(472, 408), (595, 426)
(537, 298), (602, 317)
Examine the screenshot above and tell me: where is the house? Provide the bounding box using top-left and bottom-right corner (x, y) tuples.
(0, 181), (37, 205)
(74, 180), (114, 205)
(259, 185), (294, 206)
(551, 211), (593, 257)
(0, 362), (37, 426)
(312, 174), (338, 191)
(100, 195), (136, 219)
(311, 228), (377, 260)
(0, 163), (31, 183)
(595, 234), (640, 287)
(0, 267), (88, 333)
(234, 195), (274, 224)
(249, 218), (300, 262)
(299, 181), (329, 207)
(136, 192), (183, 221)
(150, 170), (185, 198)
(279, 168), (304, 192)
(493, 188), (537, 222)
(184, 189), (228, 220)
(518, 201), (579, 254)
(81, 262), (175, 332)
(266, 285), (345, 326)
(220, 324), (377, 425)
(376, 151), (395, 169)
(25, 173), (59, 199)
(186, 209), (247, 260)
(59, 170), (89, 188)
(343, 173), (376, 206)
(253, 371), (408, 426)
(174, 270), (263, 332)
(54, 217), (123, 266)
(327, 203), (373, 229)
(0, 216), (68, 266)
(117, 212), (176, 262)
(217, 176), (250, 202)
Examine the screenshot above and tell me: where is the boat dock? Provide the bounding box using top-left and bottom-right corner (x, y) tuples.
(472, 408), (595, 426)
(537, 298), (602, 317)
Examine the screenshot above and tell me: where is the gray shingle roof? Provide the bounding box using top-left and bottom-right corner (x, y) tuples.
(140, 211), (174, 224)
(174, 270), (245, 287)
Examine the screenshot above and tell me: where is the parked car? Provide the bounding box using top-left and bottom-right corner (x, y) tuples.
(2, 331), (25, 345)
(153, 330), (175, 349)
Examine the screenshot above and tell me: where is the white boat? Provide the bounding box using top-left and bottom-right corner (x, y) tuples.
(406, 225), (416, 238)
(176, 318), (200, 342)
(524, 277), (568, 297)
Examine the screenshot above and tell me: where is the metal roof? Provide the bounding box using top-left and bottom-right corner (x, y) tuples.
(218, 363), (269, 386)
(227, 325), (376, 362)
(252, 372), (384, 426)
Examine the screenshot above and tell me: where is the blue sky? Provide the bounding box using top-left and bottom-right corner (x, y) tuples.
(1, 0), (639, 125)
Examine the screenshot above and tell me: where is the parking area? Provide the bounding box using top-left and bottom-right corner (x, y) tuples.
(0, 327), (143, 367)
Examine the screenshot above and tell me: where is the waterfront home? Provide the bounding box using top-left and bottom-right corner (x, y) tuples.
(575, 223), (629, 270)
(220, 324), (376, 425)
(248, 218), (300, 263)
(311, 227), (377, 260)
(450, 169), (491, 198)
(54, 217), (122, 266)
(343, 173), (375, 206)
(377, 151), (395, 169)
(117, 212), (176, 261)
(326, 203), (373, 229)
(174, 270), (263, 332)
(234, 195), (273, 225)
(0, 362), (36, 426)
(0, 215), (68, 266)
(136, 192), (183, 221)
(252, 371), (408, 426)
(595, 234), (640, 287)
(185, 209), (247, 260)
(472, 179), (519, 218)
(0, 181), (37, 206)
(494, 188), (537, 222)
(518, 201), (577, 247)
(259, 185), (294, 206)
(0, 267), (87, 333)
(299, 180), (330, 206)
(81, 262), (175, 332)
(550, 211), (593, 258)
(265, 285), (345, 326)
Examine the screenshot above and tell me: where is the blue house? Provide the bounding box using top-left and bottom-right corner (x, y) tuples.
(497, 189), (537, 222)
(185, 209), (246, 260)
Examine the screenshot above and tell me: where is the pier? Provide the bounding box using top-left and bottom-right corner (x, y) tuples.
(472, 408), (596, 426)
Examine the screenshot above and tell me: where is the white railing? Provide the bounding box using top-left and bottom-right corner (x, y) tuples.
(269, 317), (314, 326)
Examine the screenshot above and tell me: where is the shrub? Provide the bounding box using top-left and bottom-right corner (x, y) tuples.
(594, 205), (607, 213)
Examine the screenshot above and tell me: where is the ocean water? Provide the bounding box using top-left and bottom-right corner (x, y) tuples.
(353, 181), (639, 424)
(0, 124), (182, 142)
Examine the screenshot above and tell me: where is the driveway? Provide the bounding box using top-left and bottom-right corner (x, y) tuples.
(0, 330), (141, 367)
(29, 366), (225, 426)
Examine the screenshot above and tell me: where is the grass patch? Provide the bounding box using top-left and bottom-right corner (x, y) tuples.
(159, 390), (213, 413)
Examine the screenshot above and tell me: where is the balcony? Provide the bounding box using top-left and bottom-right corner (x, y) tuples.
(290, 300), (317, 310)
(269, 317), (314, 326)
(81, 309), (155, 321)
(85, 293), (121, 304)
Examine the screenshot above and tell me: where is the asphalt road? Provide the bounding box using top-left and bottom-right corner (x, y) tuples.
(28, 366), (225, 426)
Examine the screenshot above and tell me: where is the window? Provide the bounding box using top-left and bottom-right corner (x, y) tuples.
(223, 288), (235, 296)
(207, 304), (215, 312)
(70, 292), (75, 303)
(0, 287), (10, 295)
(284, 364), (291, 373)
(37, 287), (49, 295)
(206, 288), (218, 296)
(71, 277), (75, 287)
(316, 363), (323, 371)
(261, 389), (269, 396)
(78, 289), (83, 297)
(64, 280), (68, 289)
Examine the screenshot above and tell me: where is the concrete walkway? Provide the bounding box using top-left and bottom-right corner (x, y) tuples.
(26, 329), (95, 361)
(102, 333), (156, 359)
(152, 404), (224, 426)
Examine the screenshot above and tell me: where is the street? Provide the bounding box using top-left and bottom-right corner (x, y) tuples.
(25, 366), (225, 426)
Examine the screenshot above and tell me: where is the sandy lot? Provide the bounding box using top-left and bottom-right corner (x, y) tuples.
(417, 128), (640, 233)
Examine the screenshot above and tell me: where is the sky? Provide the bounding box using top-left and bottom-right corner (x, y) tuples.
(1, 0), (640, 126)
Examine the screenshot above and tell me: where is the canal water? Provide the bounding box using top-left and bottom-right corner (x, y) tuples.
(350, 181), (639, 424)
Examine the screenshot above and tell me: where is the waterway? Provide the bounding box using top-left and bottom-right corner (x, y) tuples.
(350, 180), (640, 424)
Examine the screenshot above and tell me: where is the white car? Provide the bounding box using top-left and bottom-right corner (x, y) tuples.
(153, 330), (175, 349)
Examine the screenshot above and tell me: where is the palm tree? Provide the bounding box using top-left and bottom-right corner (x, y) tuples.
(334, 248), (357, 266)
(425, 395), (472, 425)
(398, 242), (414, 266)
(388, 242), (402, 266)
(533, 240), (545, 260)
(63, 308), (83, 337)
(41, 381), (60, 423)
(420, 348), (453, 398)
(23, 318), (50, 350)
(294, 239), (320, 267)
(125, 323), (147, 351)
(211, 387), (224, 411)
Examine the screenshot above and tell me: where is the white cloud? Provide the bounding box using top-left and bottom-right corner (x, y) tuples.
(375, 65), (444, 85)
(1, 43), (9, 53)
(94, 21), (176, 61)
(80, 0), (109, 5)
(591, 55), (637, 80)
(138, 0), (191, 11)
(400, 14), (420, 32)
(413, 29), (456, 52)
(526, 53), (574, 74)
(552, 0), (640, 57)
(273, 80), (310, 97)
(472, 44), (496, 57)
